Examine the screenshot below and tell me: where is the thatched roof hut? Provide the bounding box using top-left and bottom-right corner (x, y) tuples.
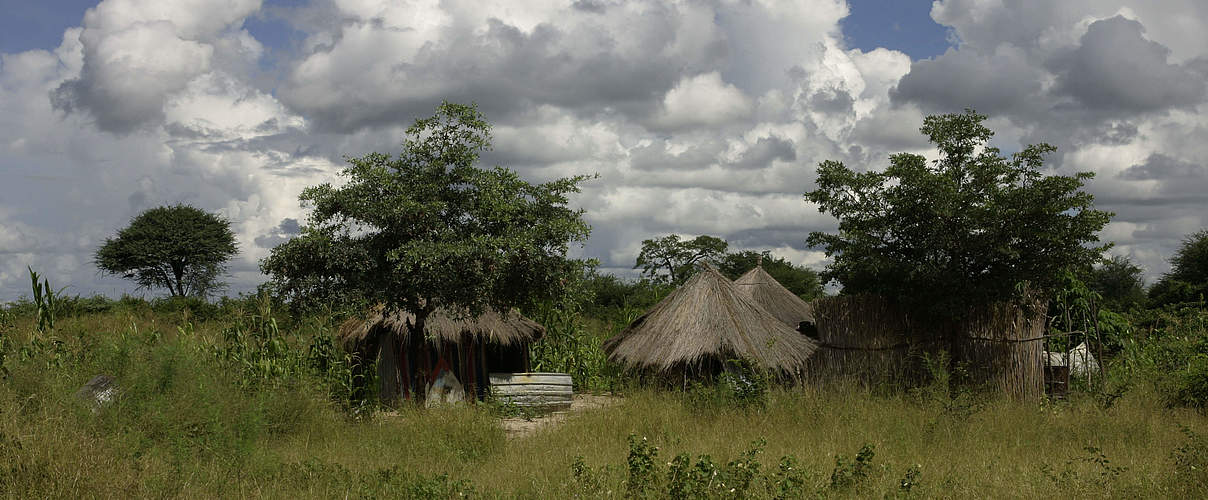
(734, 264), (814, 327)
(604, 265), (818, 374)
(338, 304), (545, 403)
(338, 303), (545, 348)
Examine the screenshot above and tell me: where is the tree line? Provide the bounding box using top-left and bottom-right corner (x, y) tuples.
(90, 103), (1205, 327)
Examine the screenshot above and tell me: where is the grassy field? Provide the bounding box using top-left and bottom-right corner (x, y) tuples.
(2, 306), (1207, 498)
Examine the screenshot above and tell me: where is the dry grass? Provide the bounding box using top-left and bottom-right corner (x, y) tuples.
(3, 308), (1207, 498)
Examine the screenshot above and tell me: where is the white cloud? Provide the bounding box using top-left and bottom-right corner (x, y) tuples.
(2, 0), (1207, 300)
(655, 72), (753, 130)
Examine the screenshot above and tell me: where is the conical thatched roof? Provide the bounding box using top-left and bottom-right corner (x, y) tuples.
(734, 265), (815, 326)
(603, 265), (817, 373)
(338, 304), (544, 349)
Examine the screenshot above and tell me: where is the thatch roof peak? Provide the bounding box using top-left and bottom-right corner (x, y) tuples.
(338, 304), (544, 350)
(734, 265), (815, 326)
(603, 265), (817, 373)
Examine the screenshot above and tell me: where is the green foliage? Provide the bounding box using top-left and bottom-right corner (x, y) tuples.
(1087, 255), (1147, 311)
(95, 204), (238, 297)
(262, 101), (592, 323)
(1150, 229), (1208, 308)
(806, 109), (1112, 319)
(1114, 307), (1208, 408)
(1172, 354), (1208, 408)
(1041, 445), (1126, 490)
(527, 300), (617, 392)
(634, 234), (728, 285)
(828, 443), (876, 491)
(626, 434), (660, 498)
(1049, 271), (1131, 355)
(683, 360), (771, 413)
(1171, 425), (1208, 496)
(717, 250), (824, 301)
(28, 267), (65, 332)
(208, 295), (298, 388)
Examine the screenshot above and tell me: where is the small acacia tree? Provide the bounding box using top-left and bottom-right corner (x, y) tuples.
(261, 101), (592, 327)
(633, 234), (728, 285)
(805, 109), (1112, 317)
(95, 204), (238, 297)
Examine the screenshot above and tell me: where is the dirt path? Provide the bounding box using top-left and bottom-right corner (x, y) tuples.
(500, 393), (621, 438)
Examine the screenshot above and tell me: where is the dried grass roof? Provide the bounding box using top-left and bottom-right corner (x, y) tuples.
(603, 265), (817, 373)
(338, 304), (544, 349)
(734, 265), (815, 326)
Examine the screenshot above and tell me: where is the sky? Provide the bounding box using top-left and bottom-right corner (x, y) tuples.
(1, 0), (1206, 301)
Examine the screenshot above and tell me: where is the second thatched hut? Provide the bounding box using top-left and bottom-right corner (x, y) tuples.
(603, 265), (818, 380)
(340, 304), (545, 403)
(733, 263), (815, 330)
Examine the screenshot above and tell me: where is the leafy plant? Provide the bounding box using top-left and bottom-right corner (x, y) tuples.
(806, 109), (1111, 321)
(828, 443), (876, 490)
(28, 267), (65, 332)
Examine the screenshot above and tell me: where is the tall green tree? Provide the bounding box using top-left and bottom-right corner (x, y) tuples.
(718, 250), (824, 301)
(1086, 255), (1146, 311)
(805, 109), (1112, 317)
(1150, 229), (1208, 307)
(633, 234), (728, 285)
(95, 204), (238, 297)
(261, 101), (592, 324)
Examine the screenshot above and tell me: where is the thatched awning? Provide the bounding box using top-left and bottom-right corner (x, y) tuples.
(603, 265), (817, 373)
(734, 265), (815, 326)
(338, 304), (545, 350)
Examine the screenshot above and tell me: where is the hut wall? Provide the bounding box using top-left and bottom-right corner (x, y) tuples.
(806, 295), (935, 387)
(954, 301), (1047, 400)
(377, 331), (402, 402)
(806, 295), (1047, 399)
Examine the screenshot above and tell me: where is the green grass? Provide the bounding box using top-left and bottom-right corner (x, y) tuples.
(2, 308), (1207, 498)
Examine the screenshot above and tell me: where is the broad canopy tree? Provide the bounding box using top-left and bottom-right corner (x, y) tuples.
(95, 204), (238, 297)
(633, 234), (728, 285)
(806, 109), (1112, 318)
(261, 102), (593, 330)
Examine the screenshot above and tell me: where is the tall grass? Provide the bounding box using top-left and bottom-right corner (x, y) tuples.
(2, 296), (1208, 498)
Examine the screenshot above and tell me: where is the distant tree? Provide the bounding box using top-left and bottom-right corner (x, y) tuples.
(261, 101), (592, 322)
(95, 204), (238, 297)
(1149, 229), (1208, 307)
(1086, 255), (1146, 311)
(718, 250), (824, 301)
(805, 109), (1112, 318)
(633, 234), (728, 285)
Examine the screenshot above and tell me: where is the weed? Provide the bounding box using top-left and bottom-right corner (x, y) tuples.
(625, 434), (660, 498)
(1171, 425), (1208, 496)
(829, 443), (875, 491)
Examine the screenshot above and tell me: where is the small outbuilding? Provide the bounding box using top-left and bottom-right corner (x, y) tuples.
(733, 262), (815, 330)
(340, 304), (545, 403)
(603, 265), (818, 379)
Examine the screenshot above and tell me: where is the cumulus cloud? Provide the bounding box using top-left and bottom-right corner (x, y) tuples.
(1051, 16), (1205, 114)
(4, 0), (1208, 299)
(50, 0), (263, 133)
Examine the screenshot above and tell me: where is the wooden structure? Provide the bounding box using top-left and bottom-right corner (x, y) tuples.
(340, 305), (544, 403)
(806, 294), (1048, 399)
(489, 372), (573, 411)
(805, 295), (930, 386)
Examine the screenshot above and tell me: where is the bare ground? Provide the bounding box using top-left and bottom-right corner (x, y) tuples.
(500, 393), (621, 438)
